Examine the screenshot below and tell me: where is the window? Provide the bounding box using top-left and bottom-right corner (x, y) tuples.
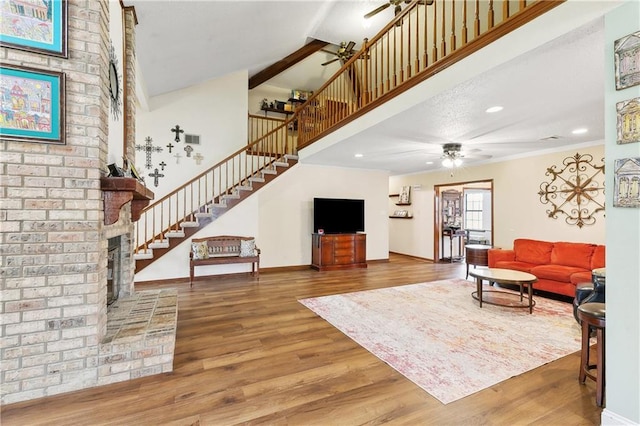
(464, 192), (483, 230)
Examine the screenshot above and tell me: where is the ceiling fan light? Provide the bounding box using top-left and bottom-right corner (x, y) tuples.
(442, 158), (454, 168)
(454, 158), (463, 167)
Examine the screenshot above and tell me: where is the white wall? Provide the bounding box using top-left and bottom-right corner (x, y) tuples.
(257, 163), (389, 268)
(603, 2), (640, 424)
(135, 71), (248, 199)
(248, 84), (291, 116)
(107, 0), (124, 166)
(389, 144), (606, 259)
(135, 163), (389, 282)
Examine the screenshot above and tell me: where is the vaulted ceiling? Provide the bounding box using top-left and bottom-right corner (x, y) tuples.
(128, 1), (617, 176)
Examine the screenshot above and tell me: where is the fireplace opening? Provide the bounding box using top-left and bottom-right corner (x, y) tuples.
(107, 236), (122, 306)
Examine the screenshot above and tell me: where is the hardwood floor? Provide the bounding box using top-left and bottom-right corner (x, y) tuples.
(1, 254), (603, 425)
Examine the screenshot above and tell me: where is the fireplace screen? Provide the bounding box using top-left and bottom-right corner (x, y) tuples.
(107, 238), (121, 306)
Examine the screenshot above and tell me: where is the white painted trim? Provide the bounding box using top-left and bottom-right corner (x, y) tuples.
(602, 409), (639, 426)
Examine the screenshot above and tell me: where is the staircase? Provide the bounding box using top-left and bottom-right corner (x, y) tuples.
(134, 0), (562, 273)
(134, 123), (298, 272)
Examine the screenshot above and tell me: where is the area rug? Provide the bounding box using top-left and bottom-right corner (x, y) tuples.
(299, 279), (581, 404)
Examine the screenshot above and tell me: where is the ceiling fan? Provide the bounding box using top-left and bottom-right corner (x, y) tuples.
(321, 41), (357, 66)
(362, 141), (491, 167)
(441, 143), (465, 168)
(364, 0), (434, 20)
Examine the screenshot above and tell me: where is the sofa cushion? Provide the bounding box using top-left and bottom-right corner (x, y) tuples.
(571, 271), (593, 284)
(514, 239), (553, 264)
(591, 245), (605, 269)
(550, 242), (595, 270)
(493, 260), (538, 273)
(531, 264), (589, 283)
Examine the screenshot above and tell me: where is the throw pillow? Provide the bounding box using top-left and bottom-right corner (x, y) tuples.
(239, 239), (255, 257)
(191, 241), (209, 260)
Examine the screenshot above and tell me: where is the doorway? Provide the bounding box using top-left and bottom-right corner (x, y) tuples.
(434, 179), (494, 263)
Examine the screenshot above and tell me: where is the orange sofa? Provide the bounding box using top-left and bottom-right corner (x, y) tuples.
(488, 239), (605, 297)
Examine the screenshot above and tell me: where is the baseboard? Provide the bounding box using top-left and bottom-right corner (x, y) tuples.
(601, 409), (638, 425)
(389, 251), (434, 263)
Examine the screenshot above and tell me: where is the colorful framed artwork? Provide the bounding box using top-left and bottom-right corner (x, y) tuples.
(0, 65), (65, 144)
(614, 30), (640, 91)
(0, 0), (67, 57)
(617, 97), (640, 144)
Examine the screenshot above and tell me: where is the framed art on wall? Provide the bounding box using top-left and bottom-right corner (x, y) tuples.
(0, 65), (65, 144)
(614, 158), (640, 208)
(0, 0), (68, 58)
(614, 30), (640, 91)
(617, 97), (640, 144)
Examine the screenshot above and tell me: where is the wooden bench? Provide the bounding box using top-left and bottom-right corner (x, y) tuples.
(189, 235), (260, 287)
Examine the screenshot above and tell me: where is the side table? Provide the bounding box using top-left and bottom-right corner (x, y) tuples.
(465, 244), (492, 279)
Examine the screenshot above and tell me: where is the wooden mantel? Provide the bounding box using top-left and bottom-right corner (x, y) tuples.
(100, 177), (154, 225)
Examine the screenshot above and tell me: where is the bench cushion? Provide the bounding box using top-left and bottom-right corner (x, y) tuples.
(240, 239), (256, 257)
(191, 241), (209, 260)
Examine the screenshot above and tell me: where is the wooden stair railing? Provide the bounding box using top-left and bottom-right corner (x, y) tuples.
(133, 122), (297, 272)
(134, 0), (563, 272)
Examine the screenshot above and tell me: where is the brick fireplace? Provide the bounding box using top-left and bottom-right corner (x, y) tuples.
(0, 1), (177, 405)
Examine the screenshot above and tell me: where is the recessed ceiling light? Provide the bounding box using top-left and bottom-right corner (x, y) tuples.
(572, 128), (588, 135)
(426, 161), (434, 165)
(486, 106), (503, 113)
(354, 153), (363, 158)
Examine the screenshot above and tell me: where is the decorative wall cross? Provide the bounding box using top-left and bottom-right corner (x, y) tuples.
(193, 152), (204, 165)
(166, 142), (174, 153)
(148, 168), (164, 187)
(174, 153), (182, 164)
(171, 125), (184, 143)
(135, 137), (163, 169)
(159, 161), (167, 171)
(184, 145), (194, 157)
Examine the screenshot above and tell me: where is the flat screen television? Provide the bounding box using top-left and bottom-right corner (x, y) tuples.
(313, 197), (365, 234)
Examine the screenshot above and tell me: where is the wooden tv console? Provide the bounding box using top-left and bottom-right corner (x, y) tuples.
(311, 233), (367, 271)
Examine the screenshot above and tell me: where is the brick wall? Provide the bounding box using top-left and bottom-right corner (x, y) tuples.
(1, 0), (109, 404)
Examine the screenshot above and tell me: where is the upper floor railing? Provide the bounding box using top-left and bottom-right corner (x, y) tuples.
(294, 0), (563, 148)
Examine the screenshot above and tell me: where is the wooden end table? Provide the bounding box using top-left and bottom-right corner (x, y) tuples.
(465, 244), (492, 278)
(469, 268), (538, 314)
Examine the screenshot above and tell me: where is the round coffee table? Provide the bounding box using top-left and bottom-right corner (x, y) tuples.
(469, 268), (538, 314)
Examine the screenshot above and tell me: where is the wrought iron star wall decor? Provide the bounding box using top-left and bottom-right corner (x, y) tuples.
(537, 153), (605, 228)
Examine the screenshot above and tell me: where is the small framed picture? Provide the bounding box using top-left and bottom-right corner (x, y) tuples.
(128, 158), (142, 181)
(399, 186), (411, 204)
(617, 97), (640, 144)
(614, 158), (640, 208)
(614, 30), (640, 91)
